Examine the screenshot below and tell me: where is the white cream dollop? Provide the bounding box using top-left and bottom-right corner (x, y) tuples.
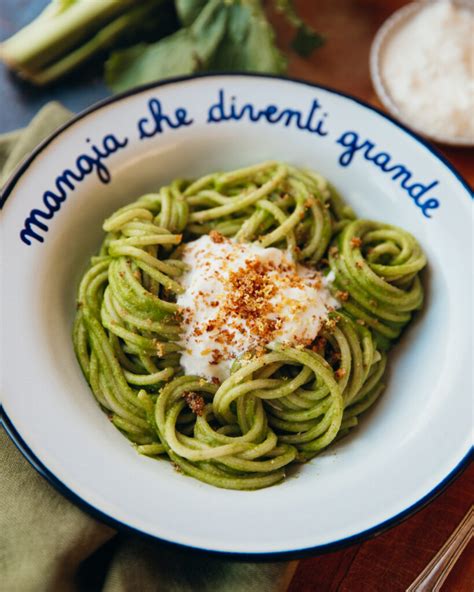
(176, 234), (337, 382)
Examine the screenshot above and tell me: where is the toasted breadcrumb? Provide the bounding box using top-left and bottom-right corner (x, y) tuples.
(209, 230), (226, 243)
(323, 317), (338, 331)
(183, 391), (205, 416)
(155, 342), (166, 357)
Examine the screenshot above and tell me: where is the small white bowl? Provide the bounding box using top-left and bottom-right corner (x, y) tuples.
(370, 1), (474, 147)
(0, 74), (472, 557)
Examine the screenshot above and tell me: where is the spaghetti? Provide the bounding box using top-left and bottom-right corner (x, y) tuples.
(73, 161), (426, 489)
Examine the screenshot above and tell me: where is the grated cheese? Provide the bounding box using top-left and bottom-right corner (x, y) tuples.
(382, 0), (474, 140)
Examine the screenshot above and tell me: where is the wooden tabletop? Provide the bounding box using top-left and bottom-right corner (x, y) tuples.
(1, 1), (472, 590)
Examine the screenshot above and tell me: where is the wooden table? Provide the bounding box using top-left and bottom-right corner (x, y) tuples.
(1, 1), (472, 590)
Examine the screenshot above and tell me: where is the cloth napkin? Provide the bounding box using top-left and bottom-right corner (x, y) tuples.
(0, 103), (298, 592)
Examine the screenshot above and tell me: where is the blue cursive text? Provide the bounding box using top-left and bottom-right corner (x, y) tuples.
(336, 131), (440, 218)
(138, 98), (193, 139)
(20, 134), (128, 245)
(207, 89), (329, 136)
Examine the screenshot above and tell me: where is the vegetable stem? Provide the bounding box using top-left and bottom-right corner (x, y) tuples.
(0, 0), (136, 75)
(26, 1), (163, 85)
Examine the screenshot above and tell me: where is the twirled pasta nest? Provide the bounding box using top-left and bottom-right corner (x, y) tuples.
(73, 161), (426, 490)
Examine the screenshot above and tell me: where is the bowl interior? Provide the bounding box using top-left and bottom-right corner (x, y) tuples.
(1, 75), (471, 555)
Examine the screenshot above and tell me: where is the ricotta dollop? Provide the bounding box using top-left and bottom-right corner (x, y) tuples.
(176, 233), (337, 381)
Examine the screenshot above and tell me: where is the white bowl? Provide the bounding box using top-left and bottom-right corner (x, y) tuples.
(1, 74), (472, 558)
(370, 1), (474, 147)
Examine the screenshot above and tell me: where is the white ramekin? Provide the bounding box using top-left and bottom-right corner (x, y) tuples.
(370, 1), (474, 147)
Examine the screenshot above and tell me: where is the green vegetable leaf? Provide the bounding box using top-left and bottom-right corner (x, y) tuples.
(291, 25), (324, 58)
(175, 0), (208, 26)
(210, 3), (286, 73)
(106, 0), (227, 92)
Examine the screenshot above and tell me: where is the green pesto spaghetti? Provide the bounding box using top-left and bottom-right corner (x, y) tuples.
(73, 161), (427, 490)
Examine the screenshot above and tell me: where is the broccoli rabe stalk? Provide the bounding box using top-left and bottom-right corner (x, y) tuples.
(27, 2), (167, 86)
(0, 0), (155, 83)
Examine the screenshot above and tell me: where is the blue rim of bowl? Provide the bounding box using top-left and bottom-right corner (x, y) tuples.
(0, 73), (472, 560)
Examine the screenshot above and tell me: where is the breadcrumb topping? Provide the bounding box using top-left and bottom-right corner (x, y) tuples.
(183, 392), (205, 416)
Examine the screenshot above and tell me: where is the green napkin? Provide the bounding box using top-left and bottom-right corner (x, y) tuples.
(0, 102), (72, 187)
(0, 103), (298, 592)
